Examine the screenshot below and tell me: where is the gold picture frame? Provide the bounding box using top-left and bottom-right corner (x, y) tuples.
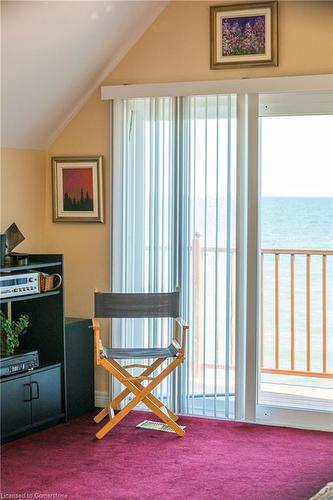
(210, 2), (278, 69)
(52, 156), (104, 223)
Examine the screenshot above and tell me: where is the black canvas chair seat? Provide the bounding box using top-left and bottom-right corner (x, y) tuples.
(92, 289), (189, 439)
(103, 342), (179, 360)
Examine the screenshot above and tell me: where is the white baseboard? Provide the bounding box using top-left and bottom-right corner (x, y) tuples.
(95, 390), (109, 408)
(256, 404), (333, 432)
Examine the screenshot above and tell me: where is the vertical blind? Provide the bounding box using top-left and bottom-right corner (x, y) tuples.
(112, 97), (176, 409)
(112, 95), (237, 418)
(180, 95), (237, 418)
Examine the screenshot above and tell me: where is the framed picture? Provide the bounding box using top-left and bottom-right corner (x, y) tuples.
(52, 156), (104, 222)
(210, 2), (278, 69)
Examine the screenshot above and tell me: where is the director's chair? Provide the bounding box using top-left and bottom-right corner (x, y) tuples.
(92, 289), (189, 439)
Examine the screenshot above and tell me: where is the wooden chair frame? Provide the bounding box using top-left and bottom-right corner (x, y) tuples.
(92, 294), (189, 439)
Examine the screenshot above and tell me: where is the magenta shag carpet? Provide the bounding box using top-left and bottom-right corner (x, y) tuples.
(1, 412), (332, 499)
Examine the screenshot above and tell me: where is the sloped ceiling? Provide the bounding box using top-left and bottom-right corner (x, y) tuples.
(1, 0), (167, 150)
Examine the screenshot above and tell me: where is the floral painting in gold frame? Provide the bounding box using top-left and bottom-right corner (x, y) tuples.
(211, 2), (278, 69)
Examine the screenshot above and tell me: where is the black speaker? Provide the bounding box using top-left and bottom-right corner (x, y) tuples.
(0, 234), (6, 266)
(64, 318), (94, 419)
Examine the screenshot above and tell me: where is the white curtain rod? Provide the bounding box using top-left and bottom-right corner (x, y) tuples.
(101, 74), (333, 100)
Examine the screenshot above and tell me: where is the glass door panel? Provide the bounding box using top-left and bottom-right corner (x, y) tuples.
(259, 111), (333, 412)
(113, 95), (237, 418)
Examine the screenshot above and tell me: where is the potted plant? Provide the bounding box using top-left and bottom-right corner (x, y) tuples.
(0, 311), (29, 357)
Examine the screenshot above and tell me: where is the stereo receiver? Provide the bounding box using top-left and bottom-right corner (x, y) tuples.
(0, 271), (40, 299)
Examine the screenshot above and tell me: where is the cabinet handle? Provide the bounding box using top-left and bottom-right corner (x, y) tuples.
(31, 381), (40, 400)
(24, 383), (32, 402)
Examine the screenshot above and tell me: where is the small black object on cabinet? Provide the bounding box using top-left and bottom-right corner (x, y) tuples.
(65, 317), (94, 420)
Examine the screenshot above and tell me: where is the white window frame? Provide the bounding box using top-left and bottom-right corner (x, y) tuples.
(102, 74), (333, 100)
(255, 90), (333, 432)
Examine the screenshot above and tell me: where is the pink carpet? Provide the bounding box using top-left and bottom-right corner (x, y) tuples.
(1, 412), (332, 499)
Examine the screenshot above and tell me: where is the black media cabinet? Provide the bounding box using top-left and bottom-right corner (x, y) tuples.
(1, 363), (62, 439)
(1, 254), (66, 442)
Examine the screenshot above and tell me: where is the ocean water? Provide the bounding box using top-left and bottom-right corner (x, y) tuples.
(261, 197), (333, 250)
(190, 196), (333, 375)
(261, 197), (333, 374)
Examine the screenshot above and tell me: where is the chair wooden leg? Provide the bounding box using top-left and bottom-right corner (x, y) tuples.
(144, 393), (179, 422)
(127, 364), (185, 435)
(94, 391), (178, 424)
(140, 398), (184, 435)
(111, 359), (179, 422)
(94, 407), (108, 423)
(94, 358), (179, 423)
(95, 359), (148, 438)
(93, 359), (165, 424)
(96, 377), (184, 439)
(96, 357), (185, 438)
(96, 391), (144, 439)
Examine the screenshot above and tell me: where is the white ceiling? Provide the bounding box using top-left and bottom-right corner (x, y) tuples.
(1, 1), (167, 149)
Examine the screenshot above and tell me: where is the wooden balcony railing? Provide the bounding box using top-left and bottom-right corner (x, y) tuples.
(192, 237), (333, 379)
(261, 249), (333, 379)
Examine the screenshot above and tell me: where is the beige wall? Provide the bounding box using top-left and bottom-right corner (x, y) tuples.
(2, 1), (332, 396)
(45, 90), (110, 320)
(44, 91), (110, 392)
(0, 148), (46, 253)
(107, 1), (333, 84)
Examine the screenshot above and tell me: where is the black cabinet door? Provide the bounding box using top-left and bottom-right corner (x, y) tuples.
(1, 375), (31, 437)
(31, 366), (62, 424)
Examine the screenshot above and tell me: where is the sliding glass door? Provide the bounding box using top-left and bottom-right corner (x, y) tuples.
(112, 85), (332, 429)
(256, 93), (333, 428)
(112, 95), (237, 419)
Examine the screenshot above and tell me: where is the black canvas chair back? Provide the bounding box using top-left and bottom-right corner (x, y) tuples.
(94, 291), (180, 319)
(91, 288), (188, 439)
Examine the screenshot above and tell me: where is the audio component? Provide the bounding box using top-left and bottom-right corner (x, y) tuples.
(0, 271), (40, 299)
(0, 350), (39, 377)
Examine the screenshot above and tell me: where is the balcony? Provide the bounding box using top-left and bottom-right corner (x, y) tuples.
(260, 248), (333, 411)
(190, 239), (333, 415)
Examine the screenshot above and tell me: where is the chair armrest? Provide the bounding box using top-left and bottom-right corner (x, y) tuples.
(175, 317), (189, 355)
(175, 317), (189, 330)
(91, 319), (104, 365)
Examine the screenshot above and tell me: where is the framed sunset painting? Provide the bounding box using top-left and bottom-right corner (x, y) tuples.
(210, 2), (278, 69)
(52, 156), (104, 222)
